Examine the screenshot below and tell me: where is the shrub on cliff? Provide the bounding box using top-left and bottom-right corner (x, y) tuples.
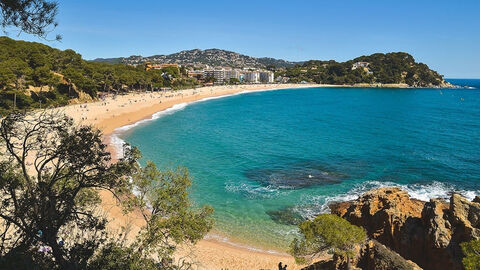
(0, 111), (213, 269)
(461, 239), (480, 270)
(290, 214), (366, 268)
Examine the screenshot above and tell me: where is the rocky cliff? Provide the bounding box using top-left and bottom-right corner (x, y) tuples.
(302, 240), (421, 270)
(330, 187), (480, 270)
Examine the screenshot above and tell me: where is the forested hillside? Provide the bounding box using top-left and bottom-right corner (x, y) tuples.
(0, 37), (451, 114)
(93, 48), (299, 68)
(276, 52), (449, 87)
(0, 37), (196, 113)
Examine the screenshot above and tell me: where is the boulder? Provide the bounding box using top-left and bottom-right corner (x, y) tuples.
(450, 194), (480, 240)
(301, 240), (422, 270)
(330, 188), (480, 270)
(330, 187), (425, 254)
(358, 240), (422, 270)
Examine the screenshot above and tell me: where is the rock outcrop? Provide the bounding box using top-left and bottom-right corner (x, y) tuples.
(330, 187), (480, 270)
(301, 240), (422, 270)
(358, 240), (422, 270)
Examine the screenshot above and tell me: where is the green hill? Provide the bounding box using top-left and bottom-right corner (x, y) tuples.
(0, 37), (196, 114)
(0, 37), (452, 114)
(276, 52), (449, 87)
(92, 49), (299, 68)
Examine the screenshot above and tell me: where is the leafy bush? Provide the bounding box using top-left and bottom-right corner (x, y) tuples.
(0, 112), (213, 269)
(290, 214), (366, 265)
(461, 239), (480, 270)
(0, 37), (201, 113)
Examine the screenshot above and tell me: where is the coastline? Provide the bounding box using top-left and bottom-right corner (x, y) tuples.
(39, 82), (470, 269)
(60, 82), (458, 138)
(56, 83), (321, 270)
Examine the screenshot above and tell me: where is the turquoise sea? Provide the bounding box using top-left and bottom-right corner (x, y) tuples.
(114, 79), (480, 251)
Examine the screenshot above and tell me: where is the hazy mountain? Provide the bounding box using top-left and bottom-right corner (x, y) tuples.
(93, 49), (300, 68)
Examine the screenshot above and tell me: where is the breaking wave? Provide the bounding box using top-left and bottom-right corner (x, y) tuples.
(108, 87), (289, 158)
(299, 180), (478, 219)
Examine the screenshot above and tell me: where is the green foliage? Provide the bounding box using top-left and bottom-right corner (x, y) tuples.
(0, 112), (213, 269)
(229, 78), (240, 85)
(0, 0), (60, 40)
(162, 66), (181, 78)
(461, 239), (480, 270)
(0, 111), (138, 269)
(290, 214), (366, 264)
(0, 36), (200, 114)
(277, 52), (445, 87)
(87, 243), (159, 270)
(127, 162), (214, 259)
(204, 76), (216, 83)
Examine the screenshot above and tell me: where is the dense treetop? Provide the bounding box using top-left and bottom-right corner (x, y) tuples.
(0, 112), (213, 269)
(276, 52), (448, 87)
(0, 36), (196, 113)
(0, 0), (60, 40)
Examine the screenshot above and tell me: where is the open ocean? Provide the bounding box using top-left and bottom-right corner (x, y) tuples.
(116, 79), (480, 250)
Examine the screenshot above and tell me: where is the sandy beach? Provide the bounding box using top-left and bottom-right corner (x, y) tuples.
(54, 83), (321, 270)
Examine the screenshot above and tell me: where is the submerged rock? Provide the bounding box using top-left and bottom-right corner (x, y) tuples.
(266, 206), (305, 225)
(329, 187), (480, 270)
(244, 164), (346, 189)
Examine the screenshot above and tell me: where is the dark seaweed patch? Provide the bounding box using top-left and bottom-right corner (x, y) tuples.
(244, 162), (346, 189)
(266, 206), (305, 225)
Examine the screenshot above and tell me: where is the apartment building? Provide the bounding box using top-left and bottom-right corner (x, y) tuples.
(259, 71), (274, 83)
(203, 69), (225, 84)
(244, 71), (260, 83)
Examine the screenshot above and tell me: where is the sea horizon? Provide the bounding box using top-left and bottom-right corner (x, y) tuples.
(2, 1), (480, 269)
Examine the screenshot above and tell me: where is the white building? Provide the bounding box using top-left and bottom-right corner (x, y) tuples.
(203, 69), (225, 84)
(243, 71), (260, 83)
(224, 70), (240, 80)
(259, 71), (274, 83)
(276, 76), (289, 83)
(352, 62), (370, 70)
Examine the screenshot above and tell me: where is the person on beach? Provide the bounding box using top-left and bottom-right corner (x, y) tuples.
(278, 262), (283, 270)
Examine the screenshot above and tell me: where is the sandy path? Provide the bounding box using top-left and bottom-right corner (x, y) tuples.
(55, 83), (320, 270)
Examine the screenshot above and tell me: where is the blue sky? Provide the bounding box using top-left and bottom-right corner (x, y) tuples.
(11, 0), (480, 78)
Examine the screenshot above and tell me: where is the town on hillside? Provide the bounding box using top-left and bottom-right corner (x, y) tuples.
(144, 63), (278, 85)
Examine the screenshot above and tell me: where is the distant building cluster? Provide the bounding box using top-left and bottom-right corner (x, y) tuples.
(145, 62), (275, 85)
(191, 68), (274, 84)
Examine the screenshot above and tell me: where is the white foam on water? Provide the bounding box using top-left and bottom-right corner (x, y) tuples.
(301, 180), (479, 219)
(109, 87), (299, 158)
(110, 102), (189, 158)
(205, 233), (285, 255)
(224, 181), (282, 199)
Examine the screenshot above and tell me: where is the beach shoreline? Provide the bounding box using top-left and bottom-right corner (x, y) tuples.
(40, 82), (462, 269)
(57, 83), (323, 270)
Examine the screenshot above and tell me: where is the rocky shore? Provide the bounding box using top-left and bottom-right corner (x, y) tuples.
(313, 187), (480, 270)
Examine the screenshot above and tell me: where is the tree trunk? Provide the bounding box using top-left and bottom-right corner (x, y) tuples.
(346, 254), (352, 270)
(48, 236), (72, 270)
